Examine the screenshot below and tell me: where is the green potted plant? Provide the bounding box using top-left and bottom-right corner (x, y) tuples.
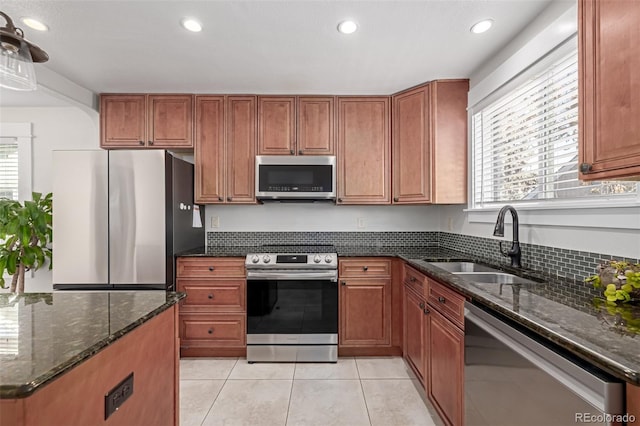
(0, 192), (53, 293)
(586, 260), (640, 304)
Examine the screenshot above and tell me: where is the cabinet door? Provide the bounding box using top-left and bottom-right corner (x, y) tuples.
(403, 286), (425, 381)
(258, 96), (296, 155)
(428, 308), (463, 426)
(297, 97), (335, 155)
(226, 96), (257, 203)
(392, 85), (431, 204)
(195, 96), (225, 203)
(579, 0), (640, 180)
(148, 95), (194, 148)
(339, 278), (391, 346)
(100, 95), (146, 148)
(337, 97), (391, 204)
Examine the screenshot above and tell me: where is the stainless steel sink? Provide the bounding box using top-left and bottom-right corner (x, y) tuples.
(454, 272), (539, 285)
(427, 262), (500, 273)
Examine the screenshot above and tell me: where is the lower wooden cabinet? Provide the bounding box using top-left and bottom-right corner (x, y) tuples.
(403, 285), (426, 382)
(340, 278), (391, 346)
(177, 257), (247, 357)
(427, 307), (464, 426)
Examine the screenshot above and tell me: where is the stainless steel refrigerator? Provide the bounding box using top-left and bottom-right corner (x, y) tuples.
(52, 150), (204, 290)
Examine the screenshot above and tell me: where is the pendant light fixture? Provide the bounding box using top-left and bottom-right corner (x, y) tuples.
(0, 11), (49, 91)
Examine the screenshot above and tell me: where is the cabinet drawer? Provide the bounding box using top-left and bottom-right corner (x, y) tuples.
(177, 257), (245, 278)
(179, 313), (246, 348)
(403, 264), (428, 296)
(339, 258), (391, 277)
(178, 279), (246, 312)
(427, 279), (465, 329)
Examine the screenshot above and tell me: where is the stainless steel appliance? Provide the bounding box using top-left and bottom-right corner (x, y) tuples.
(246, 245), (338, 362)
(465, 303), (624, 426)
(255, 155), (336, 201)
(52, 150), (204, 290)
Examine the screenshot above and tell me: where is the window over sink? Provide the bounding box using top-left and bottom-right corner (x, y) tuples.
(470, 41), (638, 210)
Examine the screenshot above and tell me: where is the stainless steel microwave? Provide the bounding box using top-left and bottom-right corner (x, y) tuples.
(255, 155), (336, 201)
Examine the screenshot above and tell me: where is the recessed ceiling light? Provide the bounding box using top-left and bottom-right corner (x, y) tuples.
(337, 20), (358, 35)
(470, 19), (493, 34)
(181, 18), (202, 33)
(21, 17), (48, 32)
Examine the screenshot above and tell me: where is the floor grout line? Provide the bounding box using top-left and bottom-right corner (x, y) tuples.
(197, 357), (238, 426)
(284, 365), (296, 426)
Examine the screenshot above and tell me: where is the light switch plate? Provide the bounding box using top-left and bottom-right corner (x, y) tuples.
(211, 216), (220, 228)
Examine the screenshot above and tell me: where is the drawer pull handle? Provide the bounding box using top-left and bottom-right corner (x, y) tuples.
(409, 276), (417, 283)
(208, 328), (214, 334)
(438, 296), (446, 303)
(423, 308), (430, 315)
(363, 266), (368, 271)
(208, 294), (214, 299)
(209, 266), (215, 271)
(419, 302), (425, 309)
(341, 281), (346, 286)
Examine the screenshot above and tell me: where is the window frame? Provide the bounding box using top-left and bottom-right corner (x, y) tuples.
(0, 122), (32, 202)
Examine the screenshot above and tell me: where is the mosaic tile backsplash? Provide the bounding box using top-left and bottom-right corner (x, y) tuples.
(206, 231), (639, 282)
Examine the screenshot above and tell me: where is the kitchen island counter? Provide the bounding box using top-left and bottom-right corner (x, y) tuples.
(0, 291), (183, 426)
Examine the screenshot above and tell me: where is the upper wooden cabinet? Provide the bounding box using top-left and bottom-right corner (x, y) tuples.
(195, 95), (257, 204)
(392, 80), (469, 204)
(257, 96), (335, 155)
(579, 0), (640, 180)
(337, 97), (391, 204)
(100, 94), (193, 149)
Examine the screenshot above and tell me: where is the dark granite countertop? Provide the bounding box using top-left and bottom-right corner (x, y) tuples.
(0, 291), (184, 399)
(403, 256), (640, 385)
(178, 245), (640, 384)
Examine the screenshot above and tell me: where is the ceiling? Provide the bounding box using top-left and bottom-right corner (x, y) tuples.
(1, 0), (556, 101)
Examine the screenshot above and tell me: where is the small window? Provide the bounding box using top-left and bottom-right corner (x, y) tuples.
(0, 139), (19, 201)
(472, 50), (638, 208)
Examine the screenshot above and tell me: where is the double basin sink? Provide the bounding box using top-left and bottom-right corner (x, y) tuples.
(426, 262), (542, 286)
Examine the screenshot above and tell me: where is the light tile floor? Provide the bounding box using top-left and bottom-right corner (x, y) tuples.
(180, 356), (442, 426)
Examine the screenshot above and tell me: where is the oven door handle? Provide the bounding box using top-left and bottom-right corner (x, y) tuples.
(246, 270), (338, 282)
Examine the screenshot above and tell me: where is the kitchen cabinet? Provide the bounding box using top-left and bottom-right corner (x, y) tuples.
(392, 80), (469, 204)
(628, 384), (640, 422)
(195, 95), (257, 204)
(257, 96), (335, 155)
(337, 97), (391, 204)
(403, 264), (429, 384)
(177, 257), (247, 357)
(100, 94), (193, 149)
(579, 0), (640, 180)
(339, 258), (392, 350)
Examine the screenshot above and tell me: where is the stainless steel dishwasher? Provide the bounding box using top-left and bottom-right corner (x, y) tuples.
(465, 303), (625, 426)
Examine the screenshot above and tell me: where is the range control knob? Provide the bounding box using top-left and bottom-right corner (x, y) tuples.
(263, 255), (271, 264)
(325, 255), (333, 264)
(313, 255), (322, 263)
(251, 255), (259, 264)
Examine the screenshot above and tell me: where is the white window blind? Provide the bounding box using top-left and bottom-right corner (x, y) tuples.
(0, 304), (19, 358)
(472, 50), (637, 208)
(0, 139), (19, 200)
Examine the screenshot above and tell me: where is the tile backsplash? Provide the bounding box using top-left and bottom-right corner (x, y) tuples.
(206, 231), (639, 282)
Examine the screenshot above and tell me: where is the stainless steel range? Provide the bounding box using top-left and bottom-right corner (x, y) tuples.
(245, 245), (338, 363)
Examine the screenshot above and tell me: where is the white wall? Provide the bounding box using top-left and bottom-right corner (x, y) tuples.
(1, 106), (99, 292)
(205, 204), (440, 232)
(444, 0), (640, 260)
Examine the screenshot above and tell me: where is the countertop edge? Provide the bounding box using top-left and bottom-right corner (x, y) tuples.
(0, 292), (185, 399)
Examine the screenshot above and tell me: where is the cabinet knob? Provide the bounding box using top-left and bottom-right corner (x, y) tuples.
(419, 302), (425, 309)
(423, 308), (430, 315)
(298, 150), (303, 155)
(341, 281), (346, 286)
(208, 328), (214, 334)
(337, 198), (342, 203)
(227, 197), (232, 202)
(438, 296), (446, 303)
(409, 276), (416, 283)
(580, 163), (592, 173)
(148, 140), (154, 145)
(363, 266), (368, 271)
(218, 197), (223, 202)
(138, 140), (144, 146)
(208, 266), (215, 271)
(208, 294), (214, 299)
(393, 197), (399, 202)
(290, 149), (294, 155)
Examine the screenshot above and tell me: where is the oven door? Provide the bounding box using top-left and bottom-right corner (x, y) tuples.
(246, 272), (338, 344)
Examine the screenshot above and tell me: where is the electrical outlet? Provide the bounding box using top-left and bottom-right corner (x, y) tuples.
(211, 216), (220, 228)
(357, 217), (366, 229)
